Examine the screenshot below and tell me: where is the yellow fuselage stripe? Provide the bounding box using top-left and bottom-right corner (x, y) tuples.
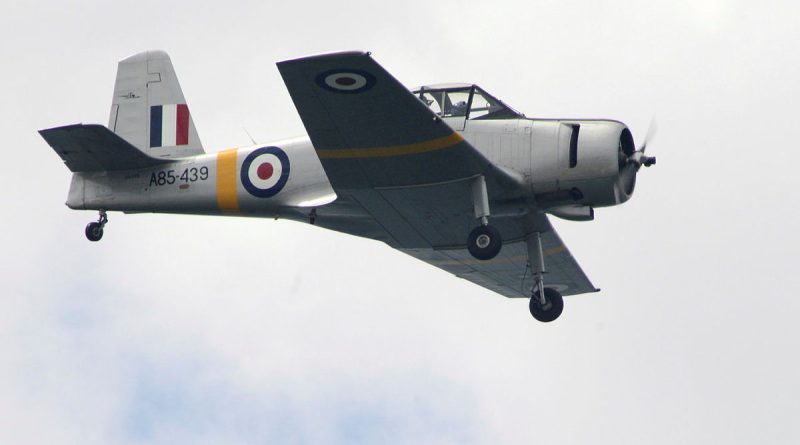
(316, 132), (464, 159)
(216, 148), (239, 214)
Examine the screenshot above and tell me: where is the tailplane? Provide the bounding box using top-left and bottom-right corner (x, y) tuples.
(39, 124), (171, 172)
(108, 50), (204, 158)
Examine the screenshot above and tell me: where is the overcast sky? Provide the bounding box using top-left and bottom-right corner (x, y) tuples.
(2, 1), (799, 444)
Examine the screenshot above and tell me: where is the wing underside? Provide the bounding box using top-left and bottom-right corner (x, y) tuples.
(403, 231), (598, 298)
(314, 193), (598, 298)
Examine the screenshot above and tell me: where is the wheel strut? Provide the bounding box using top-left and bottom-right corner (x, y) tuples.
(472, 175), (490, 226)
(467, 175), (503, 260)
(97, 210), (108, 227)
(526, 231), (564, 322)
(527, 232), (546, 304)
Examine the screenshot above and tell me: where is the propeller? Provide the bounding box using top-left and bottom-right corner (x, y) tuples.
(634, 118), (657, 166)
(617, 119), (657, 198)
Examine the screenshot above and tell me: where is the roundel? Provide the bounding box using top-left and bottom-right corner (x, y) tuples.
(315, 69), (376, 94)
(241, 146), (290, 198)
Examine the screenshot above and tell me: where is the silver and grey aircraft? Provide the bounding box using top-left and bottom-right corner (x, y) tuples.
(40, 50), (655, 322)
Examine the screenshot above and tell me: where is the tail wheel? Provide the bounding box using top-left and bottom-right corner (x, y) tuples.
(529, 288), (564, 322)
(467, 225), (502, 260)
(85, 222), (104, 242)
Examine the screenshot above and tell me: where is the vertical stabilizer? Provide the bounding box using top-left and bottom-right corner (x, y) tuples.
(108, 50), (204, 158)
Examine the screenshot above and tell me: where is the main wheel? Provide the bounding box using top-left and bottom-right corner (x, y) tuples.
(529, 288), (564, 322)
(85, 222), (104, 242)
(467, 225), (502, 260)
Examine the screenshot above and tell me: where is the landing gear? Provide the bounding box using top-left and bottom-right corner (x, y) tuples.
(467, 175), (502, 260)
(526, 231), (564, 322)
(85, 210), (108, 242)
(467, 225), (502, 260)
(529, 287), (564, 322)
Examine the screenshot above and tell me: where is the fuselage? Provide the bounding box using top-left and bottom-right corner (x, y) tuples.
(67, 136), (332, 222)
(66, 116), (632, 227)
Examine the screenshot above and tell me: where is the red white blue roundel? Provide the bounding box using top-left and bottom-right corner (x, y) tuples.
(241, 146), (290, 198)
(315, 69), (376, 94)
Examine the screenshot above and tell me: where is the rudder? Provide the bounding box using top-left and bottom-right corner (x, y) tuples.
(108, 50), (204, 158)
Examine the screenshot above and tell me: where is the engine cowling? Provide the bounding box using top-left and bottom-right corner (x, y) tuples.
(530, 119), (645, 213)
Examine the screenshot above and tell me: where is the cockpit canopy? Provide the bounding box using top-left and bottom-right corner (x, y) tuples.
(412, 83), (523, 120)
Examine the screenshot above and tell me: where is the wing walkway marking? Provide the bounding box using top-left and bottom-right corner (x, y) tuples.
(216, 148), (240, 214)
(316, 132), (464, 159)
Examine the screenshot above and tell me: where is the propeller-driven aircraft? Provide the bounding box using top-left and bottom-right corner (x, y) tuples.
(40, 50), (655, 322)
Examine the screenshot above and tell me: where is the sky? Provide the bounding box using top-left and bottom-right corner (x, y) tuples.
(2, 0), (799, 443)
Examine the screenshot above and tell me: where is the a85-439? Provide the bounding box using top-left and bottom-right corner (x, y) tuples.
(150, 167), (209, 187)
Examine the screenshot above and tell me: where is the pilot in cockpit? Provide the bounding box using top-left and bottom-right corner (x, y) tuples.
(449, 100), (468, 117)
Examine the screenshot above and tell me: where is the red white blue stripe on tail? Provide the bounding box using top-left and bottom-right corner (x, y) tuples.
(150, 104), (190, 148)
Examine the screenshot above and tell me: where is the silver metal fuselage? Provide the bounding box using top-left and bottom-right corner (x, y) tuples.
(66, 118), (631, 225)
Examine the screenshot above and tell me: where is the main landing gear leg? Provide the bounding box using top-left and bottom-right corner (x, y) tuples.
(85, 210), (108, 242)
(467, 175), (502, 260)
(527, 232), (563, 322)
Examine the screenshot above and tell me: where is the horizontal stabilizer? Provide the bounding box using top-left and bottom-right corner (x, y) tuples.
(39, 124), (172, 172)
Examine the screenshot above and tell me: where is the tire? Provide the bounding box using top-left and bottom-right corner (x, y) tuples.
(467, 225), (502, 260)
(85, 222), (104, 242)
(529, 288), (564, 322)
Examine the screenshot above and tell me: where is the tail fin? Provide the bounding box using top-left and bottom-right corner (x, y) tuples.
(108, 50), (204, 158)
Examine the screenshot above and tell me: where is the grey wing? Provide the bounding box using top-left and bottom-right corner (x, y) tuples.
(314, 195), (598, 297)
(277, 51), (523, 191)
(402, 219), (598, 298)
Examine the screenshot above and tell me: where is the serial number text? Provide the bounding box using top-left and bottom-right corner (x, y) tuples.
(149, 167), (209, 187)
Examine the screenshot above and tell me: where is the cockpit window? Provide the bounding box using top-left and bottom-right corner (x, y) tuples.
(418, 90), (469, 117)
(414, 85), (522, 120)
(468, 91), (499, 119)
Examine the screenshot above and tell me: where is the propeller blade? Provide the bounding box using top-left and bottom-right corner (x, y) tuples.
(618, 163), (638, 196)
(639, 117), (657, 153)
